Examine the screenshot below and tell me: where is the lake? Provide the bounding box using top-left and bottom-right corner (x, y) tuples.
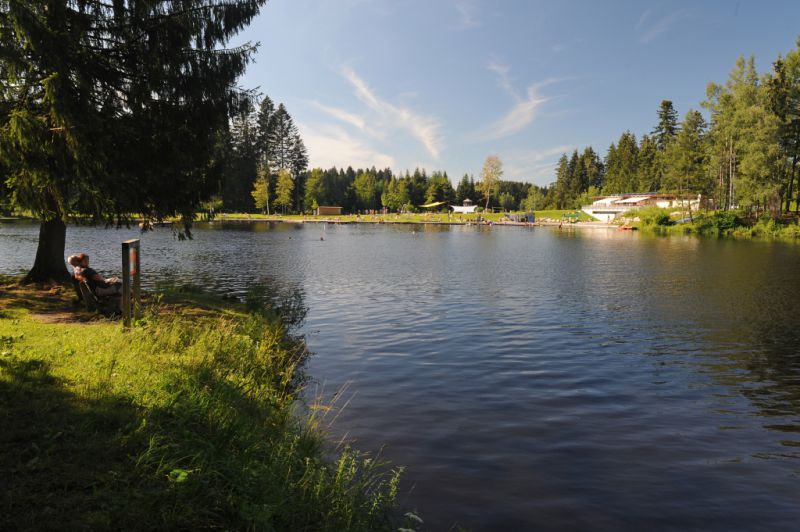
(2, 220), (800, 530)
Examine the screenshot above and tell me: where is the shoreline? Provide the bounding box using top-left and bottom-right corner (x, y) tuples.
(204, 215), (619, 230)
(7, 214), (799, 239)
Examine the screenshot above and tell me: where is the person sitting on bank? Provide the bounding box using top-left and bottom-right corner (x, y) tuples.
(67, 253), (123, 296)
(67, 253), (85, 280)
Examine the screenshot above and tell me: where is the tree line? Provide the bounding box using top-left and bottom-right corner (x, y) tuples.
(214, 96), (308, 214)
(300, 166), (538, 214)
(543, 37), (800, 216)
(241, 34), (800, 217)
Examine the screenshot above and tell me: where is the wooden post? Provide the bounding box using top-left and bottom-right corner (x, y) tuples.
(122, 239), (141, 328)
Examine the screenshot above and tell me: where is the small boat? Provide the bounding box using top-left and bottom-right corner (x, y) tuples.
(619, 225), (638, 231)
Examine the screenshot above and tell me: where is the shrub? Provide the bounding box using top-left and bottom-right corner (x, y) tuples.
(636, 207), (672, 226)
(710, 211), (739, 232)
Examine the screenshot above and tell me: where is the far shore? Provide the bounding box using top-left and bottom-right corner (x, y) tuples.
(2, 211), (618, 230)
(208, 215), (619, 229)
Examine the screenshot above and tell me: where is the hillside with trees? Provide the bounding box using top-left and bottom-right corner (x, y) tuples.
(542, 38), (800, 218)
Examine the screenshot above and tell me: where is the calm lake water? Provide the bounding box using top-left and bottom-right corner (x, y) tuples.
(3, 220), (800, 530)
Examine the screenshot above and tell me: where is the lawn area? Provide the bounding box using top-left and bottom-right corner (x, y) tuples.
(0, 280), (408, 531)
(532, 210), (596, 222)
(207, 209), (597, 223)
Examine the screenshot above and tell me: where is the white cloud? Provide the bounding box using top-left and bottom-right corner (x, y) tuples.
(341, 66), (443, 159)
(635, 9), (652, 31)
(636, 9), (689, 44)
(298, 122), (395, 170)
(482, 62), (562, 140)
(453, 0), (480, 30)
(503, 145), (573, 184)
(487, 60), (514, 96)
(309, 101), (366, 131)
(485, 82), (551, 140)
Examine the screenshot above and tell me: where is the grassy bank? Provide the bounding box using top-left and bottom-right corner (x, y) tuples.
(2, 209), (596, 226)
(625, 207), (800, 239)
(205, 209), (594, 224)
(0, 281), (412, 530)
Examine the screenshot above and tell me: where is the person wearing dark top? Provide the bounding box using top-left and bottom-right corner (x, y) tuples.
(68, 253), (122, 296)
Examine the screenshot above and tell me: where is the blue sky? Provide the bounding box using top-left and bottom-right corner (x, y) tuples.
(235, 0), (800, 186)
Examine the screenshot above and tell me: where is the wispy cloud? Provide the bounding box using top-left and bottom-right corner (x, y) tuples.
(309, 101), (367, 131)
(341, 66), (443, 159)
(453, 0), (480, 30)
(298, 122), (395, 170)
(503, 145), (573, 184)
(635, 9), (652, 31)
(636, 8), (690, 44)
(486, 85), (549, 139)
(487, 60), (514, 96)
(482, 61), (564, 140)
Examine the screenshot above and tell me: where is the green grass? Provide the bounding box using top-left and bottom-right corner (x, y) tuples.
(206, 209), (597, 224)
(531, 210), (596, 222)
(0, 282), (412, 531)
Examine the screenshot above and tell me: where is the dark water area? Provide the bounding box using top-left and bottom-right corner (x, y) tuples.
(3, 220), (800, 530)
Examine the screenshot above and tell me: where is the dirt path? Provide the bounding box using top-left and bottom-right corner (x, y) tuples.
(0, 281), (100, 324)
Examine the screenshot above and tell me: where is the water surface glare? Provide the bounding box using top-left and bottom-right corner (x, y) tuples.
(2, 221), (800, 530)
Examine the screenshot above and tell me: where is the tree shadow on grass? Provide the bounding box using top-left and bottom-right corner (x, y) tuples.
(0, 356), (153, 530)
(0, 336), (394, 531)
(0, 282), (100, 324)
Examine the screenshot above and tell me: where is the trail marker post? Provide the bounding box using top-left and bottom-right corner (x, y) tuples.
(122, 239), (141, 327)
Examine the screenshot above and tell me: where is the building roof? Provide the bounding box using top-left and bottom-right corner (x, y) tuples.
(614, 196), (651, 204)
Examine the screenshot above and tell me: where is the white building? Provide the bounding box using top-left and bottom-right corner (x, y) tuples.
(450, 198), (478, 214)
(582, 194), (701, 222)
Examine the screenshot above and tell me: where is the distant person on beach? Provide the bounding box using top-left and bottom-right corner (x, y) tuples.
(67, 253), (123, 296)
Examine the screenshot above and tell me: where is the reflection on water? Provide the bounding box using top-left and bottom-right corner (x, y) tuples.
(2, 220), (800, 529)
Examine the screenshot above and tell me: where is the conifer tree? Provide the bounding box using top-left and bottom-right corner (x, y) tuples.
(455, 174), (476, 204)
(0, 0), (266, 281)
(703, 55), (782, 211)
(581, 147), (605, 190)
(290, 134), (309, 211)
(765, 46), (800, 213)
(425, 172), (455, 206)
(223, 107), (260, 212)
(567, 150), (585, 201)
(268, 104), (300, 173)
(665, 110), (709, 219)
(637, 135), (660, 192)
(256, 96), (276, 163)
(652, 100), (680, 151)
(553, 154), (570, 208)
(354, 171), (378, 211)
(604, 132), (639, 193)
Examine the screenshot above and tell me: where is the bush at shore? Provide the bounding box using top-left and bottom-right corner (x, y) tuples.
(624, 208), (800, 239)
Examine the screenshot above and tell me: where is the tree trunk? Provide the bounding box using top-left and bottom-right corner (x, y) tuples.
(788, 154), (798, 214)
(23, 219), (70, 283)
